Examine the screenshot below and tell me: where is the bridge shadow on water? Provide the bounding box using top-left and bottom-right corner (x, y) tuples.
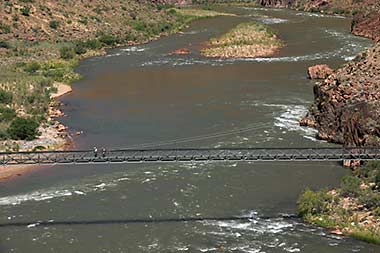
(0, 215), (299, 228)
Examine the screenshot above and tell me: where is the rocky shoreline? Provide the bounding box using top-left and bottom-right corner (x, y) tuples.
(257, 0), (380, 245)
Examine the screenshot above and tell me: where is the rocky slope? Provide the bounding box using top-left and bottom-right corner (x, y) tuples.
(257, 0), (380, 147)
(0, 0), (181, 42)
(301, 43), (380, 146)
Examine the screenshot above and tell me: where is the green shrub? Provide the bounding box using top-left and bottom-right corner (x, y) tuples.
(0, 41), (10, 49)
(24, 61), (41, 73)
(359, 191), (380, 209)
(0, 90), (13, 104)
(21, 6), (31, 16)
(98, 34), (119, 46)
(7, 117), (39, 140)
(59, 46), (75, 60)
(74, 42), (87, 55)
(0, 107), (16, 122)
(0, 129), (9, 140)
(297, 188), (332, 217)
(340, 175), (362, 197)
(83, 39), (102, 50)
(131, 20), (147, 32)
(49, 20), (60, 29)
(167, 8), (177, 15)
(0, 22), (11, 34)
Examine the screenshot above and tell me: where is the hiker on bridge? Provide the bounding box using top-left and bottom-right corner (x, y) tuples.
(93, 147), (98, 157)
(102, 148), (106, 158)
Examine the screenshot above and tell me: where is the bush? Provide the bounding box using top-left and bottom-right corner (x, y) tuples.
(0, 22), (11, 34)
(98, 34), (119, 46)
(0, 129), (9, 140)
(21, 6), (31, 16)
(49, 20), (60, 29)
(7, 117), (39, 140)
(297, 188), (332, 217)
(24, 61), (41, 73)
(0, 90), (13, 104)
(59, 46), (75, 60)
(0, 107), (16, 122)
(359, 191), (380, 209)
(0, 41), (10, 49)
(83, 39), (102, 50)
(340, 175), (362, 197)
(74, 42), (87, 55)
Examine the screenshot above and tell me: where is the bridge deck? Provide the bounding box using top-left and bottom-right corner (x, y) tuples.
(0, 147), (379, 166)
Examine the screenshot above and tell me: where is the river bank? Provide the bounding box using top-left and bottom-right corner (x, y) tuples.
(0, 4), (234, 180)
(0, 5), (232, 152)
(255, 0), (380, 245)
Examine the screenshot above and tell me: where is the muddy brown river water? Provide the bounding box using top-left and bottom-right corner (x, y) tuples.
(0, 6), (378, 252)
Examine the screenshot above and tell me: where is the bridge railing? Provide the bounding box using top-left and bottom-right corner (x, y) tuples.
(1, 147), (380, 165)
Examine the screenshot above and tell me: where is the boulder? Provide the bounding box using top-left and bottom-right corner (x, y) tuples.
(170, 48), (190, 55)
(308, 64), (333, 79)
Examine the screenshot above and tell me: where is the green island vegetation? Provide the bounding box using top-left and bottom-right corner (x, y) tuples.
(201, 22), (283, 58)
(298, 161), (380, 244)
(0, 0), (233, 150)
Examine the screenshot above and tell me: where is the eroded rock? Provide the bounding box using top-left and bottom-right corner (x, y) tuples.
(307, 64), (333, 79)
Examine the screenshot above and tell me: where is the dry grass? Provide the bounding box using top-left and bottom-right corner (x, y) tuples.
(173, 8), (235, 18)
(201, 22), (283, 58)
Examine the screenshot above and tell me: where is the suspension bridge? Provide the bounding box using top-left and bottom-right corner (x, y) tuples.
(1, 147), (380, 166)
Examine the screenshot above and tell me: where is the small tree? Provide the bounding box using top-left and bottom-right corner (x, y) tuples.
(7, 117), (40, 140)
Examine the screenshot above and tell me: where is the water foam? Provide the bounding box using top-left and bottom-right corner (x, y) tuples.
(257, 18), (288, 24)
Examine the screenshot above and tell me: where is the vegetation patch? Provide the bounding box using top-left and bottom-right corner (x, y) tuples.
(201, 22), (283, 58)
(172, 8), (235, 18)
(297, 161), (380, 245)
(0, 1), (233, 150)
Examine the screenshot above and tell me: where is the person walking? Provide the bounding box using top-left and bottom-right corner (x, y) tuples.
(93, 147), (98, 158)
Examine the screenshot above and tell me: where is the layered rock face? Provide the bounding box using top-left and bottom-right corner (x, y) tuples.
(307, 64), (333, 80)
(352, 11), (380, 42)
(301, 43), (380, 146)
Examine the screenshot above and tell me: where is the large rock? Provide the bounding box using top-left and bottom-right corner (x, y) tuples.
(307, 64), (333, 79)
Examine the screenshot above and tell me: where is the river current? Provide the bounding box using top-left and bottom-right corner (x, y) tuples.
(0, 7), (378, 253)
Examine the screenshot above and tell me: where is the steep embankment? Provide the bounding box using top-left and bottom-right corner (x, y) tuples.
(258, 0), (380, 146)
(301, 43), (380, 146)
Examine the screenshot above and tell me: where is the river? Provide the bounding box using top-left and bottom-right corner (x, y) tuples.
(0, 6), (377, 253)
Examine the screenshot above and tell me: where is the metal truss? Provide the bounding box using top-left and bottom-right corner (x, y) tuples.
(0, 147), (380, 166)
